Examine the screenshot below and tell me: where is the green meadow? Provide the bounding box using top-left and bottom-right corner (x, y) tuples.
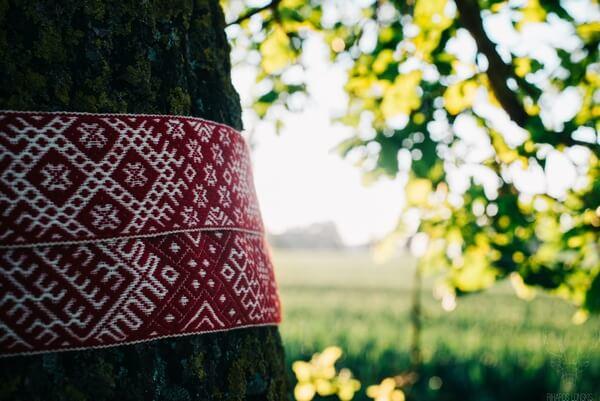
(274, 250), (600, 401)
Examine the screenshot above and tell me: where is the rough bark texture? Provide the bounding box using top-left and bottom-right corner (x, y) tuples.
(0, 0), (288, 400)
(0, 0), (243, 127)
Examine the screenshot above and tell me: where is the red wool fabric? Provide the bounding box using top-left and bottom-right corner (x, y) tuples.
(0, 111), (281, 357)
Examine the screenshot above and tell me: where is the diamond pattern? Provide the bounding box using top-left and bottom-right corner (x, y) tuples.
(0, 230), (280, 356)
(0, 111), (280, 357)
(113, 148), (159, 201)
(25, 148), (86, 207)
(0, 111), (263, 247)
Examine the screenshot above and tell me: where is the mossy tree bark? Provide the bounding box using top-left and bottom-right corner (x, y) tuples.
(0, 0), (288, 400)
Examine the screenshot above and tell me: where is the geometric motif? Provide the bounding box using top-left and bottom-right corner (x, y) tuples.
(0, 111), (280, 356)
(0, 111), (263, 247)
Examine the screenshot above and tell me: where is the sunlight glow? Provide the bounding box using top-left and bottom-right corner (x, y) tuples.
(229, 1), (593, 246)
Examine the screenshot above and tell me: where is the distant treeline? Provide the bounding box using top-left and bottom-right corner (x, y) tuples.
(268, 222), (350, 250)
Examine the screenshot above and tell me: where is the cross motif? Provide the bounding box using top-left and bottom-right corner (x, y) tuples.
(218, 185), (232, 208)
(91, 203), (121, 230)
(211, 143), (225, 166)
(193, 184), (208, 208)
(41, 163), (72, 191)
(123, 162), (148, 188)
(78, 123), (107, 149)
(166, 119), (185, 139)
(186, 139), (203, 164)
(204, 164), (217, 186)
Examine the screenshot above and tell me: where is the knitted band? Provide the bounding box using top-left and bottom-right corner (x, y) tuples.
(0, 111), (281, 357)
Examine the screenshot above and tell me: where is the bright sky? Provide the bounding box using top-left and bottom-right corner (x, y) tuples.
(233, 37), (406, 246)
(228, 1), (598, 246)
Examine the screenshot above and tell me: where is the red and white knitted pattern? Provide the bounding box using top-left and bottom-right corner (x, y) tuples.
(0, 111), (281, 356)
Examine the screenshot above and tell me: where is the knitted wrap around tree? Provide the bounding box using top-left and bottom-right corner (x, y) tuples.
(0, 110), (281, 357)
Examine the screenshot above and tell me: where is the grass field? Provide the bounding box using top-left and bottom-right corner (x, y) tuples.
(273, 250), (600, 401)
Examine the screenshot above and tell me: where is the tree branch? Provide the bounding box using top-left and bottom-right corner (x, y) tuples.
(454, 0), (528, 127)
(226, 0), (281, 27)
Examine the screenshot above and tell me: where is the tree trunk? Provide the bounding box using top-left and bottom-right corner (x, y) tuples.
(0, 1), (288, 400)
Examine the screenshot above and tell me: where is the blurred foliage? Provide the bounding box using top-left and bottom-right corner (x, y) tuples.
(292, 346), (361, 401)
(366, 378), (406, 401)
(223, 0), (600, 316)
(290, 346), (410, 401)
